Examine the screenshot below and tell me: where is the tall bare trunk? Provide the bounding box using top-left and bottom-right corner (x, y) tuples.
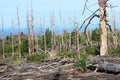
(112, 10), (118, 48)
(26, 9), (31, 55)
(99, 0), (108, 56)
(50, 12), (55, 51)
(31, 1), (34, 54)
(74, 16), (79, 51)
(59, 10), (63, 52)
(43, 16), (47, 53)
(40, 17), (43, 50)
(69, 17), (72, 52)
(12, 20), (14, 56)
(1, 13), (5, 59)
(17, 7), (21, 58)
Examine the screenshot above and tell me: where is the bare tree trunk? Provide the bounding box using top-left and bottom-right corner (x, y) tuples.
(74, 16), (79, 51)
(99, 0), (108, 56)
(1, 13), (5, 59)
(43, 16), (47, 53)
(31, 1), (34, 54)
(59, 10), (63, 52)
(69, 17), (72, 52)
(39, 17), (43, 49)
(12, 20), (14, 56)
(50, 12), (55, 52)
(35, 31), (39, 53)
(112, 10), (118, 49)
(26, 9), (31, 55)
(17, 7), (21, 58)
(86, 30), (91, 45)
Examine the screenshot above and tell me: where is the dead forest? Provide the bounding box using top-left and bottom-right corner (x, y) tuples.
(0, 0), (120, 80)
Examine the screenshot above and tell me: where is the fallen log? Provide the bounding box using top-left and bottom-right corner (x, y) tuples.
(92, 62), (120, 73)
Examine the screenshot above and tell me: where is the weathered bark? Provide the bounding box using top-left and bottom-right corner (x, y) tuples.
(12, 20), (14, 56)
(99, 0), (108, 56)
(17, 7), (21, 58)
(1, 14), (5, 59)
(92, 62), (120, 73)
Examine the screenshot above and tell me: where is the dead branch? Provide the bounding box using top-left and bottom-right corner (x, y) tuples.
(84, 14), (99, 35)
(106, 23), (112, 32)
(78, 9), (99, 31)
(82, 0), (88, 14)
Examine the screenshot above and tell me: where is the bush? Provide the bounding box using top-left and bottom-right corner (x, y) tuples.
(108, 46), (120, 55)
(26, 53), (47, 63)
(59, 51), (77, 58)
(92, 28), (100, 41)
(85, 45), (96, 55)
(10, 53), (21, 66)
(73, 53), (91, 72)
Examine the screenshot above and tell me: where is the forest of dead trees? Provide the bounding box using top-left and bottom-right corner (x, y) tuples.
(0, 0), (120, 60)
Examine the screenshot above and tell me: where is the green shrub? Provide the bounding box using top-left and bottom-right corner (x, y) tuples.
(10, 53), (21, 66)
(85, 45), (96, 55)
(26, 53), (47, 63)
(92, 28), (100, 41)
(73, 53), (91, 72)
(108, 46), (120, 55)
(59, 51), (77, 58)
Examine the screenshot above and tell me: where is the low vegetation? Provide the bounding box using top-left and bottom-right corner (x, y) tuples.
(73, 53), (91, 72)
(26, 53), (47, 63)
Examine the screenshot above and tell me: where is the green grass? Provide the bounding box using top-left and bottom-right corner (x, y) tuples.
(26, 53), (47, 63)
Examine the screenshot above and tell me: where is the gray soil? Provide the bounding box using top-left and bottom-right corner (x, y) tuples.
(0, 55), (120, 80)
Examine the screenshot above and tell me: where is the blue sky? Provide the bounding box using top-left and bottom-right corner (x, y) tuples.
(0, 0), (120, 35)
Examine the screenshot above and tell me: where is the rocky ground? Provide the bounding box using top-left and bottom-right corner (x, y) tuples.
(0, 55), (120, 80)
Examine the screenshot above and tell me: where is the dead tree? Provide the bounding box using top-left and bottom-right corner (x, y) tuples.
(12, 20), (14, 56)
(40, 17), (43, 50)
(74, 16), (79, 51)
(78, 0), (111, 56)
(63, 18), (68, 52)
(59, 10), (64, 53)
(17, 7), (21, 58)
(50, 12), (55, 52)
(26, 9), (31, 55)
(43, 16), (47, 53)
(1, 13), (5, 59)
(31, 1), (35, 54)
(69, 16), (72, 52)
(112, 10), (118, 49)
(99, 0), (108, 56)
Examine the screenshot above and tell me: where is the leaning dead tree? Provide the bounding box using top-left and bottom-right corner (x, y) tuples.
(1, 13), (5, 59)
(78, 0), (112, 56)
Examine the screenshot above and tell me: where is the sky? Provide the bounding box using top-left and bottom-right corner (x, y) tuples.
(0, 0), (120, 35)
